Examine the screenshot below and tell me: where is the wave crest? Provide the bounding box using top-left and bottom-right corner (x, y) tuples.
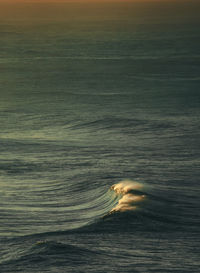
(110, 180), (145, 213)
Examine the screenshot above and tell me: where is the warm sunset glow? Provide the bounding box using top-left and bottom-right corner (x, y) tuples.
(0, 0), (196, 2)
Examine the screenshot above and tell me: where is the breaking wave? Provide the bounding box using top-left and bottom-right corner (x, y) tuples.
(109, 180), (145, 213)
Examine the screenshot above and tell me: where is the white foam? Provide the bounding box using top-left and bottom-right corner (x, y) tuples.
(111, 180), (142, 194)
(110, 180), (145, 213)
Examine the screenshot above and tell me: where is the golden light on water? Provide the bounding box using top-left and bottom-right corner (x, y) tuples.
(110, 180), (146, 213)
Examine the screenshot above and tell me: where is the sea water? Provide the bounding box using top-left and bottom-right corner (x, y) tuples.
(0, 1), (200, 272)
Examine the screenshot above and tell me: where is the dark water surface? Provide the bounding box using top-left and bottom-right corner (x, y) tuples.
(0, 1), (200, 272)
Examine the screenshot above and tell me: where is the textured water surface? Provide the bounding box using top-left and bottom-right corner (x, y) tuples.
(0, 1), (200, 272)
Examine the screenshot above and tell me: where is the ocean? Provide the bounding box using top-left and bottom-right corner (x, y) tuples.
(0, 1), (200, 272)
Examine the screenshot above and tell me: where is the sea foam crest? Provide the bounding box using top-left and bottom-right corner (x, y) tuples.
(110, 180), (145, 212)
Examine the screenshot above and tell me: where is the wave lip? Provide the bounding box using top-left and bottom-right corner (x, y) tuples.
(110, 180), (145, 213)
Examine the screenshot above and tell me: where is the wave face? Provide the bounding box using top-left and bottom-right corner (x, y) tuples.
(0, 1), (200, 273)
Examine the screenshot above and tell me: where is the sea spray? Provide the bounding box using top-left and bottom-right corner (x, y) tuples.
(110, 180), (146, 212)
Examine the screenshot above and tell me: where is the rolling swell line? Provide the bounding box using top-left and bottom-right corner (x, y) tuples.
(0, 179), (183, 238)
